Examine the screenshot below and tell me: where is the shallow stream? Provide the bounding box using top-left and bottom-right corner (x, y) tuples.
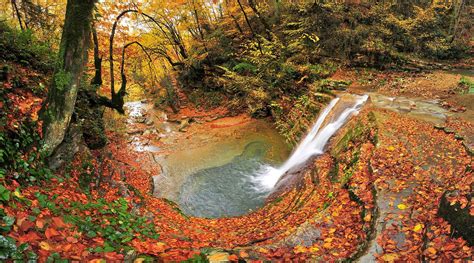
(107, 90), (456, 218)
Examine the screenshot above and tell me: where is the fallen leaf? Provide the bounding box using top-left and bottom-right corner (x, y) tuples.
(39, 241), (51, 251)
(52, 217), (68, 228)
(381, 253), (399, 262)
(35, 218), (45, 229)
(413, 223), (423, 233)
(17, 231), (42, 243)
(228, 254), (239, 261)
(45, 227), (60, 239)
(397, 203), (407, 210)
(66, 236), (78, 243)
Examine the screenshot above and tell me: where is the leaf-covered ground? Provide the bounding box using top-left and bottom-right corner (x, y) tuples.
(1, 63), (472, 262)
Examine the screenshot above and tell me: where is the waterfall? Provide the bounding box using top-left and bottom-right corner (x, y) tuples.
(253, 94), (369, 190)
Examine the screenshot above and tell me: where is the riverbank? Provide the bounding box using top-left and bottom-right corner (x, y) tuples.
(1, 62), (472, 261)
(95, 67), (472, 261)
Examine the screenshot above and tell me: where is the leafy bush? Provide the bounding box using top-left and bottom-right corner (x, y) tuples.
(65, 198), (159, 252)
(0, 118), (52, 183)
(0, 21), (54, 72)
(232, 62), (257, 74)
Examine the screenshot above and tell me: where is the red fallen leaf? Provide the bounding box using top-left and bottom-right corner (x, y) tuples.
(20, 220), (35, 232)
(104, 252), (124, 260)
(17, 231), (42, 243)
(37, 248), (50, 258)
(51, 217), (68, 229)
(443, 243), (457, 251)
(228, 254), (239, 261)
(66, 236), (78, 243)
(45, 227), (60, 239)
(92, 237), (104, 245)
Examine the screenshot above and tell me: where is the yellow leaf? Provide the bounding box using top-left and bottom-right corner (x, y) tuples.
(364, 213), (372, 222)
(381, 253), (399, 262)
(323, 242), (333, 249)
(294, 245), (307, 254)
(387, 146), (395, 151)
(39, 241), (51, 251)
(134, 258), (145, 263)
(208, 252), (229, 262)
(427, 247), (437, 255)
(309, 246), (319, 253)
(13, 189), (23, 198)
(397, 203), (407, 210)
(413, 223), (423, 233)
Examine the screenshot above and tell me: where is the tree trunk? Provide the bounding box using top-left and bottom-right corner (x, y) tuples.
(40, 0), (96, 155)
(91, 24), (102, 87)
(450, 0), (464, 43)
(11, 0), (24, 31)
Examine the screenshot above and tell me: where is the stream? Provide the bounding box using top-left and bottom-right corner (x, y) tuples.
(107, 91), (454, 218)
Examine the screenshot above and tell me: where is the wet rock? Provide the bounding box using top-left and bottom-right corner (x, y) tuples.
(462, 141), (474, 156)
(135, 117), (146, 123)
(127, 129), (143, 135)
(146, 119), (154, 126)
(438, 190), (473, 246)
(48, 123), (86, 170)
(123, 250), (137, 263)
(179, 118), (190, 132)
(281, 221), (321, 247)
(143, 129), (152, 136)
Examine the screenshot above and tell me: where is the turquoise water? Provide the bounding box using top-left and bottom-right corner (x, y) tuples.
(178, 141), (274, 218)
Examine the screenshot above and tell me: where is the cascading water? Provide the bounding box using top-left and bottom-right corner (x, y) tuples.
(178, 94), (368, 218)
(253, 94), (369, 190)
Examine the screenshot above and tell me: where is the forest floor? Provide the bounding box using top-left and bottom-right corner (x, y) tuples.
(2, 63), (473, 262)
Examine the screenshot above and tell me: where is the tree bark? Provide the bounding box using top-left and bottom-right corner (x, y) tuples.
(11, 0), (24, 31)
(91, 24), (102, 87)
(40, 0), (96, 155)
(450, 0), (464, 43)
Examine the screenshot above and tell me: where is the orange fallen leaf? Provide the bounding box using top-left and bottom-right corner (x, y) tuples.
(36, 218), (45, 229)
(62, 243), (72, 252)
(66, 236), (78, 243)
(228, 254), (239, 261)
(17, 231), (42, 243)
(52, 217), (68, 228)
(45, 227), (60, 239)
(239, 251), (249, 258)
(426, 247), (437, 255)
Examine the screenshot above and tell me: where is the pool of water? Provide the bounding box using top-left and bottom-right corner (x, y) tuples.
(179, 141), (274, 218)
(153, 116), (291, 218)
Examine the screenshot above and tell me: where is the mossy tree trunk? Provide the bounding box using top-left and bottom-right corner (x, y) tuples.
(40, 0), (96, 155)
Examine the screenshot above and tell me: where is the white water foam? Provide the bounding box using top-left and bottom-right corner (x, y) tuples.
(253, 94), (368, 190)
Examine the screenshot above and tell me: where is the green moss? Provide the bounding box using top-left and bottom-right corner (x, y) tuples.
(53, 70), (72, 92)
